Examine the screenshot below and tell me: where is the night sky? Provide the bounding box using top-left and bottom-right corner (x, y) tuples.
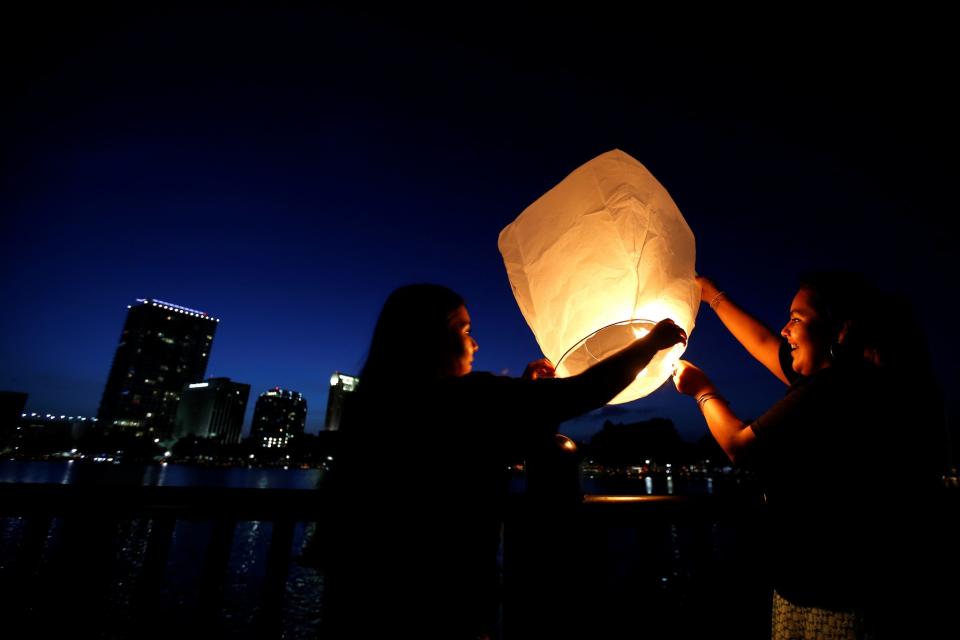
(2, 6), (955, 442)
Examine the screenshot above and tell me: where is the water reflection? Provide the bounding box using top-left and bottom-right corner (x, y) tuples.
(4, 461), (749, 498)
(141, 463), (168, 486)
(0, 460), (324, 489)
(60, 459), (75, 485)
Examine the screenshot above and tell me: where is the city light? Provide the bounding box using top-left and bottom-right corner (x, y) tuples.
(135, 298), (220, 322)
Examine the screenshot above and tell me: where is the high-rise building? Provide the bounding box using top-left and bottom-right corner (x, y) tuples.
(324, 372), (358, 431)
(249, 387), (307, 449)
(97, 299), (219, 440)
(174, 377), (250, 444)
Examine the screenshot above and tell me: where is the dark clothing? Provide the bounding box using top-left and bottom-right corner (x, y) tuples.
(750, 343), (942, 623)
(749, 356), (886, 610)
(318, 372), (579, 639)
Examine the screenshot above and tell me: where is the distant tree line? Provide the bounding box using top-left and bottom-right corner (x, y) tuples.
(581, 417), (729, 467)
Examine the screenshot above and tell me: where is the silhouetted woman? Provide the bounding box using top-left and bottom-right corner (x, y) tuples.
(674, 272), (945, 639)
(319, 283), (686, 639)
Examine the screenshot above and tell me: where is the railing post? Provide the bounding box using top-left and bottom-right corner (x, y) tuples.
(132, 515), (176, 622)
(256, 518), (296, 637)
(197, 517), (237, 630)
(503, 434), (584, 639)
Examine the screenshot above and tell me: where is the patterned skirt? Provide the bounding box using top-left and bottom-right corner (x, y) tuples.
(771, 590), (871, 640)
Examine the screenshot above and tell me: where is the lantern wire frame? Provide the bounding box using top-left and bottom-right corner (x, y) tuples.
(555, 317), (687, 403)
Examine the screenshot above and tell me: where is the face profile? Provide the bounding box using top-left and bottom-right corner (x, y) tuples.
(447, 305), (478, 376)
(781, 288), (833, 377)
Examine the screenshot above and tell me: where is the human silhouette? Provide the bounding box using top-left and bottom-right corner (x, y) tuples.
(315, 283), (686, 639)
(674, 272), (946, 639)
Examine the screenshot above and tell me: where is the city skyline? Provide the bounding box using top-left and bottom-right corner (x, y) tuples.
(97, 298), (218, 439)
(1, 7), (955, 443)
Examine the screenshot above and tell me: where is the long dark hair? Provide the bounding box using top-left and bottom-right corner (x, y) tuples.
(357, 284), (466, 396)
(801, 272), (947, 476)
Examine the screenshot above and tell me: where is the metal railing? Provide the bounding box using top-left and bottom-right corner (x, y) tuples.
(3, 481), (954, 638)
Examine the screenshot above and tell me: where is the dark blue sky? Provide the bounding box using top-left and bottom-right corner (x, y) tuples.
(1, 7), (955, 442)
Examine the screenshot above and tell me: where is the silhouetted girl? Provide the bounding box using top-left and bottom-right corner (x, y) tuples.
(675, 272), (945, 639)
(319, 283), (685, 639)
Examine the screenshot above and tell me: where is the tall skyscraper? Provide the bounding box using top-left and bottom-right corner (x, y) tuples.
(174, 377), (250, 444)
(324, 371), (358, 431)
(97, 299), (219, 440)
(249, 387), (307, 449)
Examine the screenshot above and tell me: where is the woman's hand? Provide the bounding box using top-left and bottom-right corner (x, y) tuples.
(522, 358), (556, 380)
(645, 318), (687, 351)
(672, 360), (716, 397)
(697, 275), (722, 307)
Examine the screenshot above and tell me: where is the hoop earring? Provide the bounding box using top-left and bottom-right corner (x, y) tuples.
(828, 343), (842, 361)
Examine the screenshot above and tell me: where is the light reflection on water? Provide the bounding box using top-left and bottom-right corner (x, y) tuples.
(583, 473), (722, 497)
(60, 459), (74, 485)
(0, 460), (325, 489)
(3, 460), (734, 496)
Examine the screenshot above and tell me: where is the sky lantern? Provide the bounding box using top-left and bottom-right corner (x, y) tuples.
(499, 149), (698, 403)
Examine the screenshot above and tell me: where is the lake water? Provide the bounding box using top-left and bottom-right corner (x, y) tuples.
(0, 458), (749, 494)
(0, 459), (326, 489)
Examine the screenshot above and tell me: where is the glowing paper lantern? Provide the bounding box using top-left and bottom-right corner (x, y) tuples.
(498, 149), (698, 403)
